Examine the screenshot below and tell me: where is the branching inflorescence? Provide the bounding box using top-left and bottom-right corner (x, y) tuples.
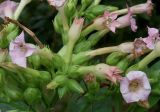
(0, 0), (159, 111)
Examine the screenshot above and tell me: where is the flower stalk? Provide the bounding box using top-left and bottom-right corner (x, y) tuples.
(14, 0), (32, 20)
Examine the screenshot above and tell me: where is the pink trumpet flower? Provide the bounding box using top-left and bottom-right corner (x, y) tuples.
(0, 0), (18, 19)
(120, 71), (151, 103)
(143, 27), (160, 50)
(9, 32), (36, 67)
(117, 6), (137, 32)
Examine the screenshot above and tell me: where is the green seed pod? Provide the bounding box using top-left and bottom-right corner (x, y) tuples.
(67, 79), (84, 94)
(116, 56), (133, 71)
(58, 87), (68, 99)
(4, 86), (22, 101)
(72, 52), (91, 65)
(47, 75), (67, 89)
(6, 26), (19, 42)
(23, 87), (41, 104)
(106, 52), (126, 65)
(74, 40), (92, 53)
(85, 5), (118, 20)
(52, 54), (65, 69)
(53, 13), (63, 34)
(39, 71), (51, 83)
(0, 24), (19, 48)
(38, 47), (54, 68)
(28, 54), (41, 69)
(81, 0), (92, 6)
(64, 0), (78, 18)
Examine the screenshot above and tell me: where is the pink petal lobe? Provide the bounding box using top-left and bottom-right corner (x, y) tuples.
(12, 56), (26, 68)
(25, 44), (36, 57)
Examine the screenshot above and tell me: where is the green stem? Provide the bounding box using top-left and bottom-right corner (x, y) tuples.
(86, 46), (119, 57)
(59, 7), (69, 32)
(80, 23), (95, 40)
(65, 41), (75, 64)
(88, 29), (109, 46)
(112, 9), (128, 16)
(138, 51), (158, 69)
(14, 0), (32, 20)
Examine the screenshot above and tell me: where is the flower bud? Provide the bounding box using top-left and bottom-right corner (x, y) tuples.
(116, 55), (133, 71)
(47, 75), (67, 89)
(67, 79), (84, 94)
(118, 42), (134, 54)
(52, 54), (65, 69)
(130, 0), (153, 15)
(53, 13), (63, 34)
(4, 86), (22, 101)
(28, 54), (41, 69)
(85, 5), (118, 20)
(58, 87), (68, 99)
(23, 87), (41, 104)
(0, 24), (18, 48)
(39, 71), (51, 83)
(106, 52), (126, 65)
(72, 52), (91, 65)
(81, 0), (92, 7)
(38, 47), (54, 68)
(74, 41), (92, 53)
(64, 0), (77, 18)
(68, 18), (84, 43)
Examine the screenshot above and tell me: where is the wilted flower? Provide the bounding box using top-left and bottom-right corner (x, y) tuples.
(0, 0), (18, 19)
(133, 38), (148, 57)
(117, 7), (137, 32)
(94, 11), (120, 33)
(120, 71), (151, 103)
(47, 0), (66, 8)
(9, 32), (36, 67)
(96, 64), (122, 84)
(84, 73), (96, 83)
(143, 27), (160, 50)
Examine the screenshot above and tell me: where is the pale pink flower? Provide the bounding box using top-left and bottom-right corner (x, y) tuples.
(117, 7), (137, 32)
(103, 11), (120, 33)
(120, 71), (151, 103)
(47, 0), (66, 8)
(143, 27), (160, 49)
(94, 11), (120, 33)
(130, 0), (153, 15)
(9, 32), (36, 67)
(96, 64), (122, 84)
(0, 0), (18, 19)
